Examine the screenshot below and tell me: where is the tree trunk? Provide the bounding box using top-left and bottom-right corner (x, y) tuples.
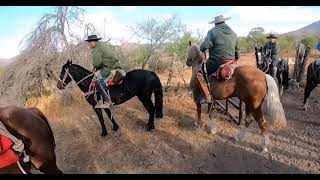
(179, 63), (187, 88)
(165, 56), (175, 92)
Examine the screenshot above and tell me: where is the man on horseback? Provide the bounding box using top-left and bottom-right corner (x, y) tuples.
(198, 15), (239, 104)
(263, 34), (280, 79)
(85, 35), (126, 109)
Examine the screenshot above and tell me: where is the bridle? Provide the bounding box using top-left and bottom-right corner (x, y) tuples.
(257, 50), (272, 73)
(58, 66), (94, 88)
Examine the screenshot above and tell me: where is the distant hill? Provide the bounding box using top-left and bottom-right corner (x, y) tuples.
(283, 20), (320, 38)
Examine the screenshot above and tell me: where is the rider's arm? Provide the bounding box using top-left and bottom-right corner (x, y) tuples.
(200, 30), (213, 53)
(93, 51), (103, 70)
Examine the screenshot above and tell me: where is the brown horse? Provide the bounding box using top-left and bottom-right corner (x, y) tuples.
(187, 42), (287, 152)
(0, 106), (62, 174)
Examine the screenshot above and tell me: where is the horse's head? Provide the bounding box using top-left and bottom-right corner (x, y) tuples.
(186, 41), (203, 67)
(255, 46), (263, 66)
(57, 60), (73, 90)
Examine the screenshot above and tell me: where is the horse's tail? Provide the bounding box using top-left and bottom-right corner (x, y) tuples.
(264, 74), (287, 129)
(28, 107), (56, 148)
(150, 72), (163, 118)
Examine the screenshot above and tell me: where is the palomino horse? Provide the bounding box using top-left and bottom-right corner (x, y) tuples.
(255, 47), (289, 96)
(303, 60), (320, 111)
(57, 60), (163, 136)
(0, 106), (62, 174)
(187, 42), (287, 152)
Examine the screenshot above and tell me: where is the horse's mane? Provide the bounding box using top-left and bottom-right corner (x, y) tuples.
(189, 45), (201, 56)
(70, 64), (91, 74)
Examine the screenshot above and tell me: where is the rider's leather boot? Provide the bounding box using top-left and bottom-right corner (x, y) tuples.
(196, 72), (212, 104)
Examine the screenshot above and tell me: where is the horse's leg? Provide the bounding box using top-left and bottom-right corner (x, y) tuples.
(277, 72), (284, 96)
(252, 108), (269, 153)
(93, 107), (108, 136)
(208, 108), (218, 135)
(236, 106), (252, 142)
(138, 95), (155, 131)
(196, 102), (203, 127)
(303, 80), (317, 111)
(104, 108), (119, 131)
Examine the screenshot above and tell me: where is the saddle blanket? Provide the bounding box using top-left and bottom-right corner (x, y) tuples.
(0, 134), (19, 169)
(211, 59), (238, 80)
(90, 80), (123, 87)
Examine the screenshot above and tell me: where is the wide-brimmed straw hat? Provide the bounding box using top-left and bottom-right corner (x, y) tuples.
(209, 15), (231, 24)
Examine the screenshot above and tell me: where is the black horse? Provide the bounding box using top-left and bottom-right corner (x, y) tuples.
(57, 60), (163, 136)
(255, 47), (289, 96)
(303, 60), (320, 111)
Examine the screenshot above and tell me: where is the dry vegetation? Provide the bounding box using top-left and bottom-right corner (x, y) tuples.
(0, 6), (319, 174)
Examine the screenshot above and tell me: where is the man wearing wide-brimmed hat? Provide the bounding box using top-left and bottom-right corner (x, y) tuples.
(197, 15), (239, 104)
(263, 33), (280, 79)
(85, 34), (126, 109)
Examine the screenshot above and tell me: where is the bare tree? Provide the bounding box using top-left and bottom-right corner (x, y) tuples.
(21, 6), (85, 56)
(165, 54), (176, 92)
(131, 14), (186, 69)
(166, 31), (197, 90)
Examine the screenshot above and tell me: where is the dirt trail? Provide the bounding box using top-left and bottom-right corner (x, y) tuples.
(30, 52), (320, 173)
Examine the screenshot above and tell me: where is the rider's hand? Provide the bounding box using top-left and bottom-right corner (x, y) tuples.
(94, 70), (101, 77)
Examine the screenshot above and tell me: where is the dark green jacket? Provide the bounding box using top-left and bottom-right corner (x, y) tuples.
(93, 42), (120, 79)
(200, 23), (239, 66)
(263, 41), (280, 60)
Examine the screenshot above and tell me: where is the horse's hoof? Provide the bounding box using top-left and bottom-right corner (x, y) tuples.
(101, 131), (108, 136)
(261, 147), (268, 153)
(210, 129), (217, 135)
(146, 126), (155, 131)
(113, 126), (119, 131)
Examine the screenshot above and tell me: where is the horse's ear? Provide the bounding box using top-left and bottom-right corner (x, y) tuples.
(188, 40), (191, 47)
(67, 59), (72, 64)
(255, 47), (258, 51)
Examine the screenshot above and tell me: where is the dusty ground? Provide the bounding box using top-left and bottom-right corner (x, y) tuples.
(10, 52), (320, 173)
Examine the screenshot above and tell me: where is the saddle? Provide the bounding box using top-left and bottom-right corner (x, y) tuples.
(90, 71), (125, 87)
(0, 134), (19, 169)
(211, 58), (238, 80)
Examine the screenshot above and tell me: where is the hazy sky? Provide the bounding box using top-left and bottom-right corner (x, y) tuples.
(0, 6), (319, 59)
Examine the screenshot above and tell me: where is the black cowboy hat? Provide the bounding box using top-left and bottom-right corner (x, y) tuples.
(266, 34), (278, 39)
(85, 34), (102, 41)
